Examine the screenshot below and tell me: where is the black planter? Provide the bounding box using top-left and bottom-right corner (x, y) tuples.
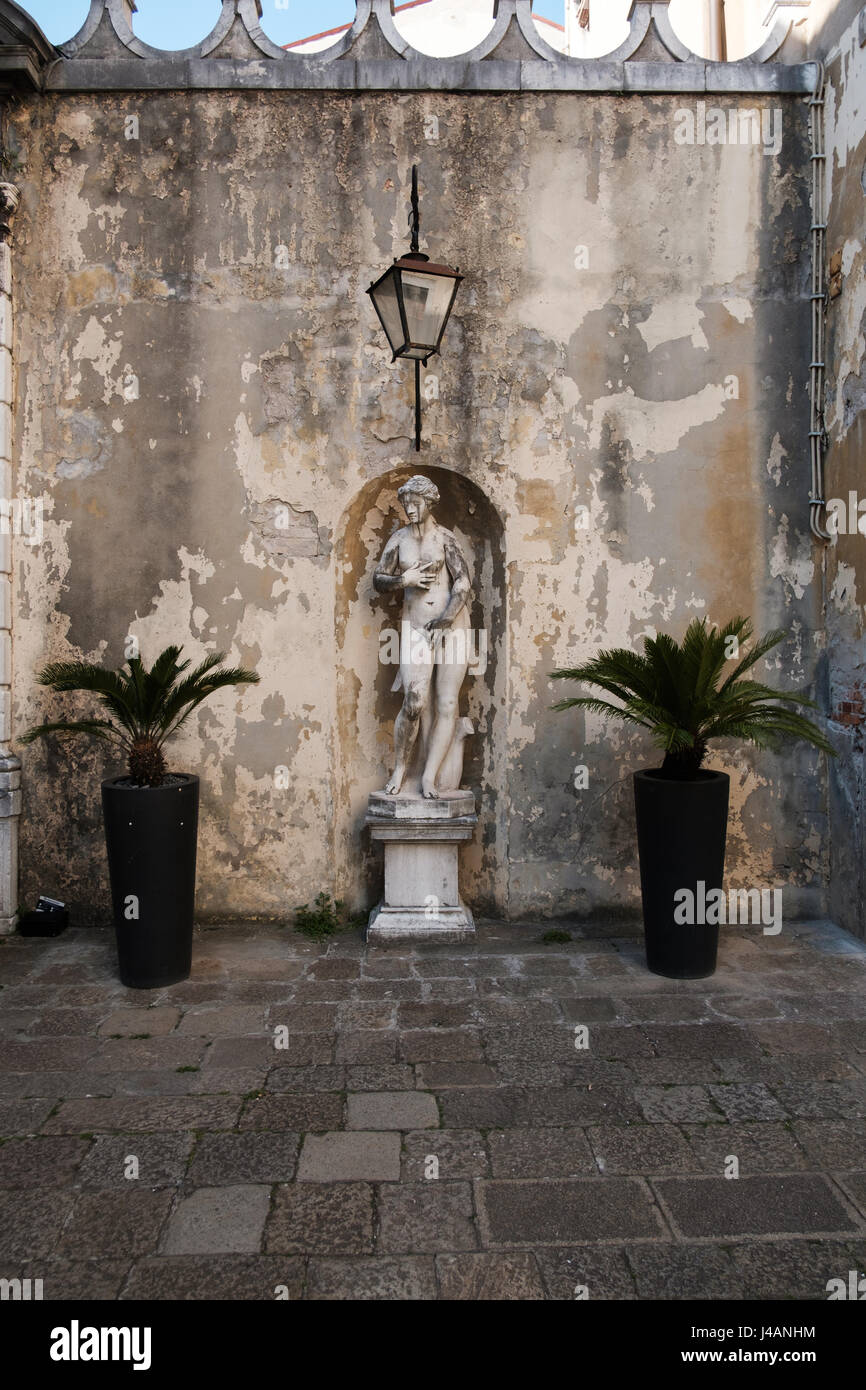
(633, 769), (729, 979)
(101, 774), (199, 988)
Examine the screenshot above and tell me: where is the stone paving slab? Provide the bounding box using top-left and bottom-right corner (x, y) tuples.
(0, 1136), (90, 1187)
(0, 1097), (58, 1135)
(792, 1119), (865, 1168)
(680, 1122), (812, 1175)
(297, 1132), (401, 1182)
(346, 1090), (438, 1131)
(377, 1182), (478, 1253)
(488, 1126), (597, 1179)
(727, 1238), (866, 1300)
(1, 917), (865, 1299)
(265, 1182), (374, 1256)
(435, 1251), (546, 1300)
(654, 1175), (862, 1239)
(98, 1007), (181, 1036)
(59, 1190), (174, 1259)
(535, 1246), (637, 1300)
(0, 1038), (99, 1071)
(22, 1259), (130, 1300)
(42, 1096), (243, 1133)
(93, 1038), (206, 1071)
(121, 1255), (305, 1301)
(402, 1129), (489, 1181)
(478, 1178), (664, 1246)
(176, 1006), (268, 1037)
(306, 1255), (435, 1300)
(76, 1133), (194, 1189)
(265, 1065), (347, 1094)
(162, 1185), (271, 1255)
(0, 1189), (79, 1259)
(626, 1243), (741, 1300)
(186, 1132), (300, 1186)
(345, 1064), (416, 1091)
(25, 1007), (114, 1037)
(239, 1094), (343, 1132)
(335, 1031), (399, 1064)
(587, 1124), (695, 1176)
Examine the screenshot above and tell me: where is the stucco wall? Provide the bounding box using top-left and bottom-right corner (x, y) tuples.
(10, 82), (829, 923)
(822, 9), (866, 940)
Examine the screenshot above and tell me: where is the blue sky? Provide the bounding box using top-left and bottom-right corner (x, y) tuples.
(21, 1), (566, 49)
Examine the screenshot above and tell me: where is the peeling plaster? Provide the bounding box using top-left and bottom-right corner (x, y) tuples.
(10, 88), (826, 923)
(769, 514), (815, 602)
(766, 432), (787, 486)
(587, 384), (728, 462)
(637, 297), (709, 353)
(722, 297), (754, 323)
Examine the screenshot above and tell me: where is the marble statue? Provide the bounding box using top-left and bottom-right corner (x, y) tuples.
(373, 475), (474, 799)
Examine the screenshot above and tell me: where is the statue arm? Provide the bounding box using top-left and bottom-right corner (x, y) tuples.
(427, 532), (471, 628)
(373, 536), (404, 593)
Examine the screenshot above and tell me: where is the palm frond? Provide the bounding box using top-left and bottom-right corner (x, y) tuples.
(703, 706), (835, 754)
(19, 718), (129, 748)
(37, 662), (129, 699)
(158, 664), (260, 743)
(20, 644), (260, 779)
(719, 625), (785, 692)
(550, 695), (653, 731)
(550, 615), (836, 773)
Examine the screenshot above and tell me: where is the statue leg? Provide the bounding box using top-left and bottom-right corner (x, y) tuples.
(418, 699), (434, 768)
(384, 667), (431, 795)
(421, 655), (469, 799)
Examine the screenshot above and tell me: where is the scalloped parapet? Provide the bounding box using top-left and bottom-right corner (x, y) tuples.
(10, 0), (813, 94)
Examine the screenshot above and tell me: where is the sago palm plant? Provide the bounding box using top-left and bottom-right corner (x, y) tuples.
(551, 616), (834, 780)
(21, 645), (259, 787)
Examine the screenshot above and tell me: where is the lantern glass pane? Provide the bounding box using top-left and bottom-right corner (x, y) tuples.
(401, 270), (456, 352)
(371, 271), (406, 355)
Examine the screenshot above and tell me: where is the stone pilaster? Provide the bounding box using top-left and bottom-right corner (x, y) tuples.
(0, 179), (21, 935)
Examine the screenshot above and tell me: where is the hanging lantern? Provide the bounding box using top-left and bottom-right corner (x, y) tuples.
(367, 167), (463, 449)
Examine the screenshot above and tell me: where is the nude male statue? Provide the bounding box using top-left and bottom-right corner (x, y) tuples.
(373, 476), (472, 800)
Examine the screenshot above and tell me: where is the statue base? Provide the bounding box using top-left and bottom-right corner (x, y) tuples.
(365, 790), (478, 944)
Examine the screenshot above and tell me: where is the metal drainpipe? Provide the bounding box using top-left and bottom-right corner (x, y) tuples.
(707, 0), (727, 62)
(809, 61), (831, 542)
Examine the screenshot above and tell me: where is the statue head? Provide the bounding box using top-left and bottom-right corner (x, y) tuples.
(398, 475), (440, 525)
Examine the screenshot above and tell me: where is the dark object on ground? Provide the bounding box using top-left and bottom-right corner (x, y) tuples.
(18, 895), (69, 937)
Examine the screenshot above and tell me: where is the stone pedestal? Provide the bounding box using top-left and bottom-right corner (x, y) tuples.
(365, 790), (477, 943)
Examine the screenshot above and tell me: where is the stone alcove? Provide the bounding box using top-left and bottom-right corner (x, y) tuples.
(334, 466), (507, 916)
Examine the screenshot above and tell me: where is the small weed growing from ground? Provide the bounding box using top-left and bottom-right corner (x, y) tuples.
(294, 892), (360, 940)
(541, 929), (573, 944)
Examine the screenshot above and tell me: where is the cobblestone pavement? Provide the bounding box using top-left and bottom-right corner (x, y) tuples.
(1, 918), (865, 1301)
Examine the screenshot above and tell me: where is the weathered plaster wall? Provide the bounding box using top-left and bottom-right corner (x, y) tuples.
(799, 0), (864, 56)
(11, 83), (829, 923)
(822, 10), (866, 940)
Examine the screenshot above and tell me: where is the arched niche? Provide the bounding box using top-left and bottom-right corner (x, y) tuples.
(334, 465), (507, 916)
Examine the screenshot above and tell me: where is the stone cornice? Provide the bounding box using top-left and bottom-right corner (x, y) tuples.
(33, 0), (814, 95)
(0, 0), (59, 91)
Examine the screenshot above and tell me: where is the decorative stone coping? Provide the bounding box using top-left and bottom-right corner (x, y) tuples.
(0, 0), (816, 96)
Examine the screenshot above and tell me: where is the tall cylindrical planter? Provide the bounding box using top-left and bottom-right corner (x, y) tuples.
(102, 774), (199, 989)
(633, 769), (729, 980)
